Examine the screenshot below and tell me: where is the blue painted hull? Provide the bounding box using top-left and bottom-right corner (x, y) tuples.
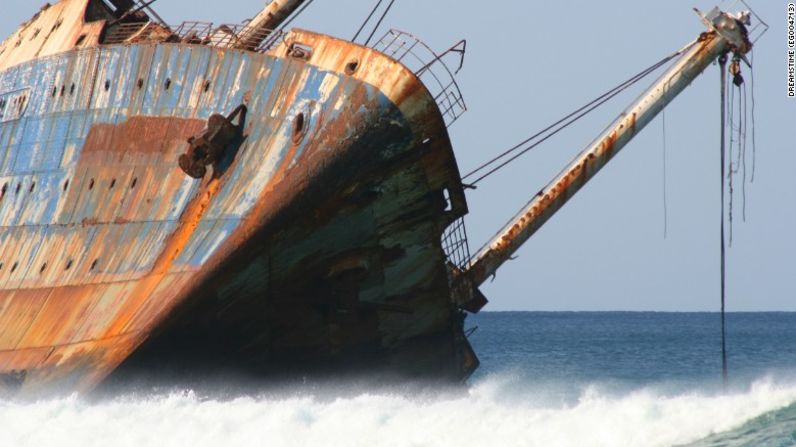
(0, 31), (475, 395)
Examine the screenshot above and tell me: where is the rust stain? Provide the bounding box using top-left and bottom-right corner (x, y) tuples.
(0, 14), (472, 390)
(0, 289), (53, 351)
(105, 167), (223, 337)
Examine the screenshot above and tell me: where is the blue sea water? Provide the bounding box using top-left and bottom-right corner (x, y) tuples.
(470, 312), (796, 390)
(2, 312), (796, 447)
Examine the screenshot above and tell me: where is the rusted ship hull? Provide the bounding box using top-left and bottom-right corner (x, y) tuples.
(0, 23), (476, 395)
(0, 0), (758, 396)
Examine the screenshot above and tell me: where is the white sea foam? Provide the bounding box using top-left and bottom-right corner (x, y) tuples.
(2, 375), (796, 447)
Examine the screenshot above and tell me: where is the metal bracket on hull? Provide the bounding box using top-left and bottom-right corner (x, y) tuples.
(179, 105), (247, 179)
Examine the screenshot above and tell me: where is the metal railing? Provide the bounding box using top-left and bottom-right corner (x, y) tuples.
(102, 21), (287, 52)
(103, 25), (468, 128)
(103, 22), (149, 44)
(370, 29), (467, 128)
(441, 217), (471, 271)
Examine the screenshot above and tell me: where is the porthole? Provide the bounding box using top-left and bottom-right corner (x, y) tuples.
(0, 263), (4, 270)
(51, 86), (57, 97)
(104, 80), (110, 91)
(164, 78), (172, 90)
(39, 263), (47, 274)
(292, 112), (306, 142)
(15, 183), (21, 194)
(137, 79), (144, 89)
(10, 262), (17, 273)
(203, 80), (211, 92)
(65, 259), (73, 271)
(131, 177), (138, 189)
(60, 85), (65, 97)
(63, 179), (69, 191)
(70, 83), (75, 95)
(345, 59), (360, 75)
(0, 182), (6, 197)
(90, 259), (98, 271)
(109, 178), (116, 189)
(29, 182), (35, 193)
(88, 178), (95, 190)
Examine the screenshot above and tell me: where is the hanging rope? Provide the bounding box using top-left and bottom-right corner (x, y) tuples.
(750, 51), (757, 183)
(363, 0), (396, 47)
(741, 81), (748, 222)
(461, 45), (694, 187)
(726, 55), (753, 245)
(353, 0), (384, 43)
(719, 53), (729, 387)
(662, 109), (668, 239)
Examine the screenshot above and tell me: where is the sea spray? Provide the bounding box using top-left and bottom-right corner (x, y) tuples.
(2, 375), (796, 447)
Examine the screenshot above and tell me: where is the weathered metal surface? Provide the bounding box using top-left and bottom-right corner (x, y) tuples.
(466, 10), (753, 287)
(0, 0), (110, 72)
(0, 0), (473, 395)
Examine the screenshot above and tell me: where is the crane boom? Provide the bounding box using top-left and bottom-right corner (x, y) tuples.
(234, 0), (307, 50)
(465, 8), (752, 288)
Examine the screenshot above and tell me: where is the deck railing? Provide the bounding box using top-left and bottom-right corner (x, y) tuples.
(102, 21), (287, 53)
(441, 217), (472, 271)
(370, 29), (467, 128)
(104, 25), (467, 130)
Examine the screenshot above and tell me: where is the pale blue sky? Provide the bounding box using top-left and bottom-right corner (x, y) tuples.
(2, 1), (793, 311)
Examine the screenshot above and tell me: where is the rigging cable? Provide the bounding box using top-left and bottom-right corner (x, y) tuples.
(727, 81), (736, 247)
(274, 0), (317, 34)
(461, 43), (696, 187)
(108, 0), (163, 26)
(363, 0), (396, 47)
(719, 53), (729, 387)
(353, 0), (384, 43)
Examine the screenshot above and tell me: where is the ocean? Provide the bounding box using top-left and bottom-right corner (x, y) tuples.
(2, 312), (796, 447)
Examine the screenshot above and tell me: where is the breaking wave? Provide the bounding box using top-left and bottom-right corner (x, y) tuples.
(2, 374), (796, 447)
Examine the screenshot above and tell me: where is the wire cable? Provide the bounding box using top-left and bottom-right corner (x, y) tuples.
(353, 0), (384, 43)
(274, 0), (316, 33)
(461, 46), (692, 187)
(363, 0), (396, 47)
(719, 54), (729, 388)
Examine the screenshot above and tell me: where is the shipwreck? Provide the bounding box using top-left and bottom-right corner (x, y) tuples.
(0, 0), (756, 395)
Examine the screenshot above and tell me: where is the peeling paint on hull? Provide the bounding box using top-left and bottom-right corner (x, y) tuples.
(0, 30), (476, 396)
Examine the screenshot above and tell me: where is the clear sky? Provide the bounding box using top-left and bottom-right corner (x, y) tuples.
(2, 0), (793, 311)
